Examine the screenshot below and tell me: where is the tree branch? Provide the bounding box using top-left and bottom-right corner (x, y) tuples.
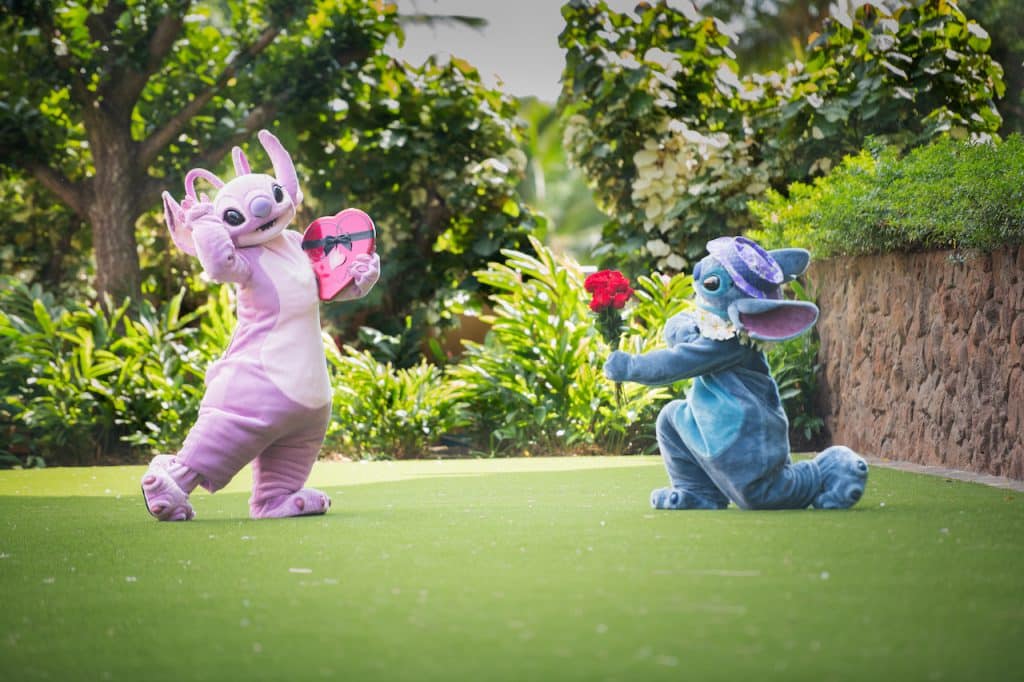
(137, 102), (279, 207)
(112, 9), (189, 111)
(26, 161), (88, 218)
(137, 25), (281, 167)
(85, 0), (127, 44)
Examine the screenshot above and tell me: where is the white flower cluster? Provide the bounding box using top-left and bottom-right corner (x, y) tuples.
(632, 121), (729, 269)
(692, 307), (737, 341)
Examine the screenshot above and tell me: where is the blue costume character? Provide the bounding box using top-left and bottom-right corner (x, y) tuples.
(604, 237), (867, 510)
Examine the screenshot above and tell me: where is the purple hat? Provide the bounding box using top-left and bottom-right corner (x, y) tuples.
(706, 236), (784, 299)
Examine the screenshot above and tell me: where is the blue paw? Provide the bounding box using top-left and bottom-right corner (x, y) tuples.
(650, 487), (726, 510)
(812, 446), (868, 509)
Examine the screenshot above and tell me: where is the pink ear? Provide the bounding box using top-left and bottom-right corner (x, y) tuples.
(257, 129), (302, 205)
(184, 168), (224, 201)
(162, 191), (197, 257)
(232, 146), (251, 175)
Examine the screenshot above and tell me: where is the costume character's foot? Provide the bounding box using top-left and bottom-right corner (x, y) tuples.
(812, 446), (868, 509)
(250, 488), (331, 519)
(650, 487), (727, 510)
(141, 455), (195, 521)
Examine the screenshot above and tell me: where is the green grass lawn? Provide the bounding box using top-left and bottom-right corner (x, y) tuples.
(1, 456), (1022, 681)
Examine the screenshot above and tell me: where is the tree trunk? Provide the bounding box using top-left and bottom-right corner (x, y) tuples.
(87, 122), (143, 304)
(89, 197), (143, 304)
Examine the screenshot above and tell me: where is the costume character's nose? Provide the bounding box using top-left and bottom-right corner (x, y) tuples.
(250, 197), (273, 218)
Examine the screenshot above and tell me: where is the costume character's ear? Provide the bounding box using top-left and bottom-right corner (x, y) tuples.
(768, 248), (811, 282)
(257, 129), (303, 205)
(727, 298), (819, 342)
(184, 168), (224, 202)
(232, 146), (251, 175)
(162, 191), (197, 256)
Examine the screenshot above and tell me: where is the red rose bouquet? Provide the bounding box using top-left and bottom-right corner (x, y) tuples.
(584, 269), (633, 350)
(585, 270), (633, 405)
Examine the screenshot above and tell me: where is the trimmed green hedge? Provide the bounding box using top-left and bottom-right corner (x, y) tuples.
(748, 135), (1024, 256)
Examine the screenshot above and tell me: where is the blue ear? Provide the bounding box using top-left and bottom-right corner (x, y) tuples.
(769, 248), (811, 282)
(728, 299), (819, 341)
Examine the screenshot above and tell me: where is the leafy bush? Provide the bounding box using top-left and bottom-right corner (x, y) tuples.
(450, 237), (689, 455)
(323, 342), (470, 460)
(748, 135), (1024, 256)
(0, 279), (230, 466)
(558, 0), (1005, 273)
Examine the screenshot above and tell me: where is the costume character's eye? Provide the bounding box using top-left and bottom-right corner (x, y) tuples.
(223, 209), (245, 226)
(272, 184), (284, 202)
(702, 275), (721, 292)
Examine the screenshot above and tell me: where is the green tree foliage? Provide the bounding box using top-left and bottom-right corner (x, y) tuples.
(960, 0), (1024, 132)
(700, 0), (835, 72)
(1, 0), (538, 324)
(702, 1), (1022, 133)
(748, 134), (1024, 256)
(291, 53), (542, 344)
(558, 0), (1005, 273)
(1, 0), (399, 302)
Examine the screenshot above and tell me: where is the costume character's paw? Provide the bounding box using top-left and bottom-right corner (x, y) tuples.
(812, 446), (868, 509)
(250, 488), (332, 519)
(604, 351), (630, 382)
(141, 455), (195, 522)
(330, 253), (380, 301)
(650, 487), (727, 510)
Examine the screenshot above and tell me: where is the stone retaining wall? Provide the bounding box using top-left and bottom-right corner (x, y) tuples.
(810, 247), (1024, 480)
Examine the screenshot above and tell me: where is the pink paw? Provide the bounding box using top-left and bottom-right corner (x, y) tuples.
(250, 488), (331, 519)
(141, 455), (194, 522)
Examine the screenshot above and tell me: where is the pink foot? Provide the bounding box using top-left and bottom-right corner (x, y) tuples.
(250, 488), (331, 519)
(141, 455), (195, 522)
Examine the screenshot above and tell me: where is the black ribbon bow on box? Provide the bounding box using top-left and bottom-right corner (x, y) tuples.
(301, 229), (375, 255)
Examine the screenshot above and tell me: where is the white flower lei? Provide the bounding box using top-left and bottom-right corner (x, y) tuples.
(692, 306), (769, 351)
(693, 307), (737, 340)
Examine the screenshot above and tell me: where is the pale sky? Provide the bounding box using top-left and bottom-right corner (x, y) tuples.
(389, 0), (642, 102)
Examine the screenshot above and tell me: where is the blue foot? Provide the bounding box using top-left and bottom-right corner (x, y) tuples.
(650, 487), (727, 510)
(812, 446), (868, 509)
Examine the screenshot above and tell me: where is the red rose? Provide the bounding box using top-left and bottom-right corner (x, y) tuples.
(585, 270), (633, 312)
(611, 290), (631, 309)
(590, 290), (613, 311)
(584, 270), (611, 294)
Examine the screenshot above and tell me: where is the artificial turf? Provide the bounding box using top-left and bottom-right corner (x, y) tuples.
(0, 456), (1021, 682)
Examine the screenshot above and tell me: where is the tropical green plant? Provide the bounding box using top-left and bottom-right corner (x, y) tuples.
(0, 278), (235, 465)
(558, 0), (1005, 273)
(748, 134), (1024, 256)
(451, 236), (686, 455)
(323, 341), (470, 459)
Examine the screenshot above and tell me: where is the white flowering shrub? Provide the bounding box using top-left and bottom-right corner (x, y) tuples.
(559, 0), (1004, 273)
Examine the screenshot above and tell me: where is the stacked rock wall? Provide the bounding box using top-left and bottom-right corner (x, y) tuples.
(810, 247), (1023, 479)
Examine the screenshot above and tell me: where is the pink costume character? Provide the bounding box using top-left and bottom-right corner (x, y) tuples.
(141, 130), (379, 521)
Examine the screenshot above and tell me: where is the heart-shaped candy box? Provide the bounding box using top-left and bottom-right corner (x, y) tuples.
(301, 209), (376, 301)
